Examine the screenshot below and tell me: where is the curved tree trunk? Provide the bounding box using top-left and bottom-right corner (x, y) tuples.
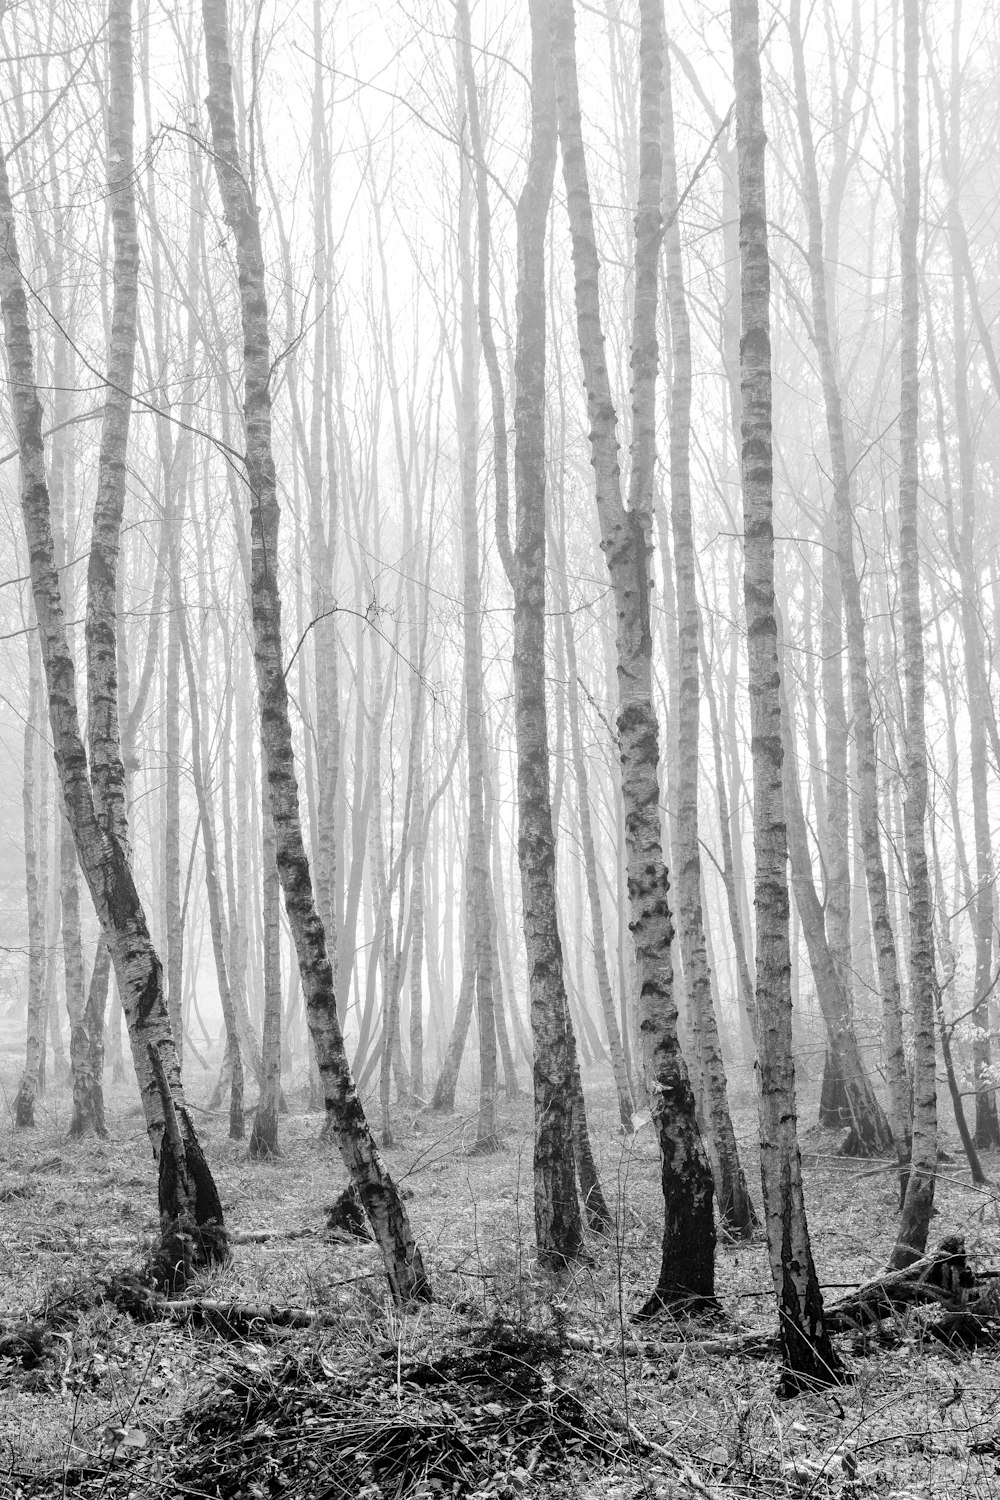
(201, 0), (429, 1306)
(730, 0), (841, 1390)
(431, 946), (475, 1112)
(551, 0), (715, 1311)
(0, 92), (225, 1281)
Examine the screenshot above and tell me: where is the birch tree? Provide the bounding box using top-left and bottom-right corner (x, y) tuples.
(0, 0), (226, 1282)
(200, 0), (430, 1306)
(730, 0), (841, 1388)
(890, 0), (937, 1270)
(551, 0), (716, 1311)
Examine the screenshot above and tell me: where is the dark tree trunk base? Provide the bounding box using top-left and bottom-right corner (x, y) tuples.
(633, 1289), (721, 1322)
(248, 1103), (280, 1160)
(819, 1048), (851, 1128)
(974, 1095), (1000, 1151)
(14, 1080), (35, 1128)
(68, 1111), (109, 1141)
(153, 1109), (229, 1292)
(325, 1184), (373, 1240)
(717, 1192), (759, 1239)
(777, 1360), (849, 1399)
(839, 1122), (888, 1159)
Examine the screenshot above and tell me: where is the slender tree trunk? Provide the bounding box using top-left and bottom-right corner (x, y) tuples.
(730, 0), (841, 1389)
(201, 0), (429, 1305)
(175, 578), (244, 1140)
(890, 0), (937, 1270)
(553, 531), (633, 1127)
(48, 331), (94, 1137)
(551, 0), (715, 1311)
(788, 0), (908, 1182)
(662, 44), (755, 1235)
(15, 637), (44, 1126)
(308, 0), (341, 997)
(779, 654), (893, 1155)
(504, 0), (586, 1266)
(941, 35), (1000, 1150)
(61, 796), (95, 1137)
(453, 38), (499, 1153)
(928, 827), (986, 1185)
(250, 781), (283, 1158)
(431, 943), (476, 1112)
(482, 746), (521, 1100)
(0, 107), (225, 1281)
(700, 630), (757, 1052)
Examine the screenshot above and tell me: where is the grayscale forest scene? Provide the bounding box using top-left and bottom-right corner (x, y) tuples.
(0, 0), (999, 1495)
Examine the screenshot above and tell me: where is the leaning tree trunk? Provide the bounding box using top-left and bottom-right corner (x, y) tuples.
(730, 0), (841, 1390)
(201, 0), (430, 1306)
(890, 0), (937, 1271)
(551, 0), (715, 1311)
(778, 657), (893, 1156)
(504, 0), (586, 1267)
(788, 0), (908, 1181)
(663, 42), (756, 1236)
(0, 88), (225, 1283)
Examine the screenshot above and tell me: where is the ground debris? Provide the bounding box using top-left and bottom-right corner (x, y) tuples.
(109, 1316), (646, 1499)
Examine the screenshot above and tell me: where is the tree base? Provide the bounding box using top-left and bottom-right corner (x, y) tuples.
(325, 1185), (372, 1240)
(14, 1080), (35, 1128)
(467, 1133), (503, 1157)
(633, 1287), (722, 1322)
(778, 1361), (849, 1398)
(249, 1105), (280, 1160)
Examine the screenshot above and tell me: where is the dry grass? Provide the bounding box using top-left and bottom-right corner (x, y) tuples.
(1, 1044), (1000, 1499)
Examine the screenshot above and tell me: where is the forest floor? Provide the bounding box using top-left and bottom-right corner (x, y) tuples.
(1, 1045), (1000, 1500)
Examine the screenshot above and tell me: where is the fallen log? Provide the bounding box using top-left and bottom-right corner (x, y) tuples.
(229, 1227), (318, 1245)
(163, 1298), (337, 1331)
(564, 1329), (770, 1360)
(825, 1236), (973, 1331)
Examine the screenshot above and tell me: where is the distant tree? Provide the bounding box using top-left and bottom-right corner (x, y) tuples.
(788, 0), (910, 1183)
